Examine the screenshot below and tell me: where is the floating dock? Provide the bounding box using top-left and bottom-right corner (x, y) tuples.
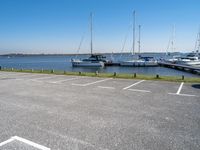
(104, 62), (120, 66)
(159, 61), (200, 74)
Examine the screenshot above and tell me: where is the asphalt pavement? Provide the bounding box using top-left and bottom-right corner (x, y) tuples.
(0, 71), (199, 150)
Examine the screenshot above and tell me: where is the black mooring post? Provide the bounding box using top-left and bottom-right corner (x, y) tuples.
(134, 73), (136, 78)
(182, 75), (184, 80)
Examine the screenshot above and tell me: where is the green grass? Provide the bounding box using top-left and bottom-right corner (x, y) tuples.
(0, 68), (200, 83)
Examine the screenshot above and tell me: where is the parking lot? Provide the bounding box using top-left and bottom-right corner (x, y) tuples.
(0, 71), (200, 150)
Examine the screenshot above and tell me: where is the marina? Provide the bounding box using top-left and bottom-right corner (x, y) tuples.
(1, 53), (200, 77)
(1, 0), (200, 150)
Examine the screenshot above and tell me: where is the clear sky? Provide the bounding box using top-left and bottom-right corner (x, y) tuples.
(0, 0), (199, 54)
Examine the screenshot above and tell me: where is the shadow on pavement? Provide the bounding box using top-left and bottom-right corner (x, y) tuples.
(191, 84), (200, 89)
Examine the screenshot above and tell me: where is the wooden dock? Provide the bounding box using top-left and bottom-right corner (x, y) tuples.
(158, 61), (200, 74)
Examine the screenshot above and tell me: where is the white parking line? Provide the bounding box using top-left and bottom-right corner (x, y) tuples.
(168, 82), (196, 97)
(123, 80), (145, 90)
(31, 76), (57, 80)
(16, 74), (47, 78)
(177, 82), (184, 94)
(72, 83), (85, 86)
(0, 138), (15, 146)
(168, 93), (197, 97)
(13, 136), (50, 150)
(98, 86), (115, 90)
(0, 72), (28, 77)
(29, 76), (58, 82)
(128, 89), (151, 93)
(49, 77), (81, 83)
(0, 136), (50, 150)
(72, 78), (112, 87)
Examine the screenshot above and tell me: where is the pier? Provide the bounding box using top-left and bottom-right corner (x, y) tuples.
(159, 61), (200, 74)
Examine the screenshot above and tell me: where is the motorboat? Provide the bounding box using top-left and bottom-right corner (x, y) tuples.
(173, 53), (200, 66)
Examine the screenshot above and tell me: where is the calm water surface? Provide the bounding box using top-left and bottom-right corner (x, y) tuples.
(0, 53), (199, 77)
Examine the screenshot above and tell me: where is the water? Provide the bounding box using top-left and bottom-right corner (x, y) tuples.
(0, 53), (199, 77)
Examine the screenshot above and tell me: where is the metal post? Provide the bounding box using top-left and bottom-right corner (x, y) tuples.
(134, 73), (136, 78)
(90, 12), (93, 55)
(138, 25), (141, 54)
(182, 75), (184, 80)
(132, 10), (136, 55)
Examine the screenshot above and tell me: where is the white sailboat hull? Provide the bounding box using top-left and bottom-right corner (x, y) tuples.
(175, 60), (200, 66)
(71, 60), (104, 67)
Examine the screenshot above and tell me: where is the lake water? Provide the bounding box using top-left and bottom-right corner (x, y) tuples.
(0, 53), (199, 77)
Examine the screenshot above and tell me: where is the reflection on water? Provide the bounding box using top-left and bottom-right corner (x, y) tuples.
(0, 53), (199, 77)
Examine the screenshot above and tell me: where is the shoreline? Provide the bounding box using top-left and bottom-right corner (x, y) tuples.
(0, 52), (181, 57)
(0, 68), (199, 83)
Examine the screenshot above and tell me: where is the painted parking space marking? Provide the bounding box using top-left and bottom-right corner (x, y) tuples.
(16, 74), (47, 78)
(128, 89), (151, 93)
(97, 86), (115, 90)
(0, 136), (50, 150)
(15, 75), (50, 81)
(168, 82), (196, 97)
(72, 78), (112, 87)
(0, 138), (15, 146)
(29, 76), (59, 82)
(49, 77), (81, 83)
(72, 83), (85, 86)
(176, 82), (184, 94)
(123, 80), (145, 90)
(31, 76), (57, 80)
(0, 72), (29, 77)
(168, 93), (197, 97)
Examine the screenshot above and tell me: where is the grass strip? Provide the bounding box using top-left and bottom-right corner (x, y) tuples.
(0, 68), (199, 83)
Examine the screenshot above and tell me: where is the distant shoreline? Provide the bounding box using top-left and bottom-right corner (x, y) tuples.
(0, 52), (180, 57)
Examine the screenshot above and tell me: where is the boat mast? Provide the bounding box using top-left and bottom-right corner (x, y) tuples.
(132, 10), (136, 55)
(90, 12), (93, 55)
(194, 26), (200, 55)
(167, 24), (175, 54)
(172, 24), (175, 52)
(138, 25), (141, 54)
(197, 26), (200, 53)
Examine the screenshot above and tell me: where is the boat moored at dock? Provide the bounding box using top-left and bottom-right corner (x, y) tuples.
(71, 13), (107, 68)
(71, 54), (105, 67)
(119, 11), (158, 67)
(120, 56), (158, 67)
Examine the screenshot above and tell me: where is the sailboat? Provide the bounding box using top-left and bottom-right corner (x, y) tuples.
(165, 26), (200, 66)
(120, 11), (158, 67)
(71, 13), (105, 67)
(164, 25), (179, 63)
(173, 28), (200, 66)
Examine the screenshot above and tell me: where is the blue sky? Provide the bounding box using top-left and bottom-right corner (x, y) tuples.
(0, 0), (199, 54)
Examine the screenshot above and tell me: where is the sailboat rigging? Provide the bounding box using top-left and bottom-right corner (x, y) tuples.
(120, 11), (158, 67)
(71, 13), (106, 67)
